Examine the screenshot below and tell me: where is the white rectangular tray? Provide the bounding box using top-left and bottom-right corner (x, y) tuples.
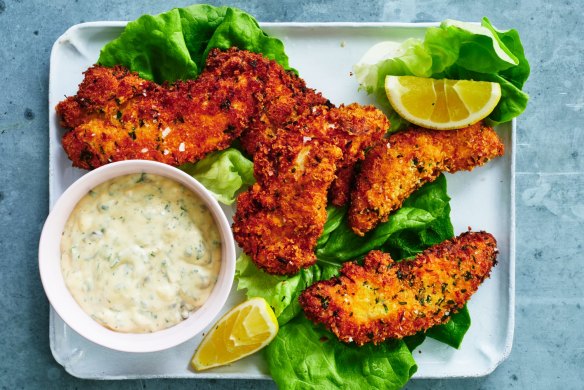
(48, 21), (515, 380)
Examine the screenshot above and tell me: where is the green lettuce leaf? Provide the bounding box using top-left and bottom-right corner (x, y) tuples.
(235, 253), (316, 324)
(277, 264), (340, 326)
(382, 176), (454, 259)
(98, 5), (291, 83)
(428, 19), (519, 75)
(235, 253), (339, 326)
(353, 39), (432, 94)
(266, 316), (417, 390)
(316, 205), (347, 247)
(316, 174), (452, 263)
(426, 305), (471, 349)
(403, 332), (427, 352)
(179, 148), (254, 205)
(353, 17), (530, 128)
(202, 7), (292, 71)
(403, 305), (470, 351)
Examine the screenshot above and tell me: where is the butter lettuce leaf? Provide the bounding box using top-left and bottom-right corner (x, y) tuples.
(316, 174), (452, 263)
(235, 253), (316, 324)
(179, 148), (254, 205)
(98, 5), (291, 83)
(316, 205), (347, 248)
(403, 305), (471, 351)
(266, 316), (417, 390)
(353, 39), (432, 94)
(235, 253), (339, 326)
(381, 175), (454, 260)
(202, 7), (291, 70)
(354, 17), (530, 129)
(427, 305), (471, 349)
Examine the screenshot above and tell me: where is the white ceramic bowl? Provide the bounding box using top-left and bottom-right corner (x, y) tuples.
(38, 160), (236, 353)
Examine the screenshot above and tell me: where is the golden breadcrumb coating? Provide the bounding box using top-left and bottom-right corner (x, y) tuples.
(349, 122), (504, 235)
(56, 51), (265, 169)
(237, 67), (330, 156)
(299, 231), (498, 345)
(232, 132), (342, 275)
(292, 104), (388, 206)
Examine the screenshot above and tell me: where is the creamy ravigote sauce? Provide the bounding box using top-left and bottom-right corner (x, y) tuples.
(60, 173), (222, 333)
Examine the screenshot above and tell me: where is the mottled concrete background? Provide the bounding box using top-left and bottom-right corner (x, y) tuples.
(1, 0), (582, 389)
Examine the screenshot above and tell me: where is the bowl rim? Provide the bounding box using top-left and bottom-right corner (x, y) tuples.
(38, 160), (236, 353)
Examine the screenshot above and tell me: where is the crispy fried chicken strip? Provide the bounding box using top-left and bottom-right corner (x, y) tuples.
(56, 58), (261, 169)
(232, 132), (342, 275)
(299, 231), (498, 345)
(349, 122), (504, 235)
(292, 105), (389, 206)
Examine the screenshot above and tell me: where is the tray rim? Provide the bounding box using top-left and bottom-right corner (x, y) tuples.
(47, 20), (515, 381)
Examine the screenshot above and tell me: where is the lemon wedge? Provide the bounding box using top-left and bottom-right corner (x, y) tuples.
(385, 75), (501, 130)
(191, 297), (278, 371)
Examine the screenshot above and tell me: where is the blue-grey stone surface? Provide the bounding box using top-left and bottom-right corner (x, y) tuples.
(1, 0), (582, 389)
